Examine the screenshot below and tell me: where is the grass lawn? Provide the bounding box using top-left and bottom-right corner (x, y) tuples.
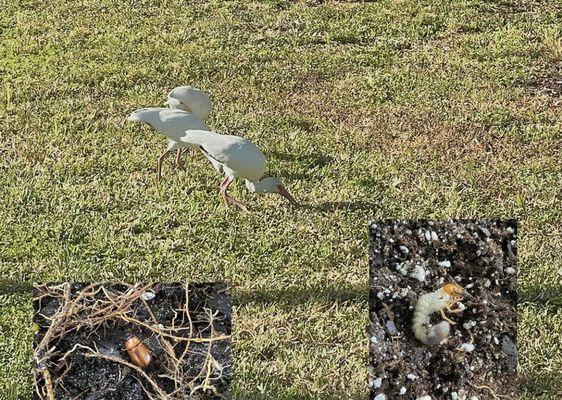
(0, 0), (561, 399)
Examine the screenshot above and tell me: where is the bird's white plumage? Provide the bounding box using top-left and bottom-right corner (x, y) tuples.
(165, 86), (212, 121)
(127, 108), (209, 151)
(180, 130), (267, 182)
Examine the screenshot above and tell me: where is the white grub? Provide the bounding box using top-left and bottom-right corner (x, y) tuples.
(407, 373), (417, 380)
(410, 264), (427, 282)
(463, 320), (476, 330)
(373, 394), (386, 400)
(460, 342), (475, 352)
(438, 260), (451, 268)
(505, 267), (516, 275)
(399, 245), (410, 254)
(417, 396), (432, 400)
(399, 387), (407, 395)
(373, 377), (382, 388)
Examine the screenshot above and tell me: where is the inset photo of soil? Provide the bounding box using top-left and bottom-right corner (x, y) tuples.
(369, 220), (517, 400)
(33, 283), (232, 400)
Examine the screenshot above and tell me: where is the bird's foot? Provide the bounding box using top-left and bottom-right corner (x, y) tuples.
(223, 195), (248, 212)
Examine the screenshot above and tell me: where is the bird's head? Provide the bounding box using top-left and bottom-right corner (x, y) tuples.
(165, 86), (211, 120)
(127, 108), (157, 123)
(246, 177), (298, 206)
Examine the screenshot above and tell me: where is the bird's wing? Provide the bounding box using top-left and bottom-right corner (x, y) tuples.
(156, 110), (209, 140)
(181, 130), (267, 180)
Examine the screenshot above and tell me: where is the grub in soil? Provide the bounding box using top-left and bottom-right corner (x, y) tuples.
(369, 220), (517, 400)
(33, 283), (232, 400)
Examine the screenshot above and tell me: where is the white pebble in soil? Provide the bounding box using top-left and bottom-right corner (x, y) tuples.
(409, 264), (427, 282)
(460, 343), (475, 352)
(438, 260), (451, 268)
(399, 387), (407, 395)
(399, 246), (410, 254)
(417, 396), (432, 400)
(373, 394), (387, 400)
(463, 320), (476, 330)
(407, 373), (417, 380)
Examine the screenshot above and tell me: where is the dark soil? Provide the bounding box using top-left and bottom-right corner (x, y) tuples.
(369, 220), (517, 400)
(33, 283), (232, 400)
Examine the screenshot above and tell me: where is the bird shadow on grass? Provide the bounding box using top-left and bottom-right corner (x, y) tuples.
(519, 371), (562, 398)
(301, 200), (379, 214)
(518, 285), (562, 310)
(269, 151), (335, 169)
(0, 280), (33, 295)
(234, 281), (368, 309)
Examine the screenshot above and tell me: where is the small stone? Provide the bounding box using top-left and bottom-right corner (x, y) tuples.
(460, 343), (475, 352)
(399, 387), (407, 395)
(438, 260), (451, 268)
(505, 267), (516, 275)
(386, 320), (399, 336)
(373, 377), (382, 388)
(373, 394), (386, 400)
(407, 373), (417, 380)
(502, 335), (518, 373)
(417, 396), (432, 400)
(399, 246), (409, 254)
(463, 320), (476, 330)
(141, 291), (156, 301)
(451, 392), (459, 400)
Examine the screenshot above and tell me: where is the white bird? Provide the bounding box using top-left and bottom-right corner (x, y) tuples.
(180, 130), (298, 211)
(127, 108), (209, 182)
(164, 86), (212, 121)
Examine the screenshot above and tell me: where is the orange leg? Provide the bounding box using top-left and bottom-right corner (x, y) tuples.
(156, 150), (172, 183)
(220, 177), (247, 211)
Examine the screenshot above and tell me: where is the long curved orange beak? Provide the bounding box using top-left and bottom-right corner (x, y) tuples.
(277, 185), (299, 207)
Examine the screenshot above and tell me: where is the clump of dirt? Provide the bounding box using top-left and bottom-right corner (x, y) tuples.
(369, 220), (517, 400)
(33, 283), (232, 400)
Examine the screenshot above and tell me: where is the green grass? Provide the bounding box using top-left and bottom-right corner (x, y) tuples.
(0, 0), (561, 398)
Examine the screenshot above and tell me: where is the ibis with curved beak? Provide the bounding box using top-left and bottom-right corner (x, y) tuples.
(127, 108), (209, 182)
(180, 130), (298, 211)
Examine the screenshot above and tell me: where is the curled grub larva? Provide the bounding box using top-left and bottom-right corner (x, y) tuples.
(124, 334), (152, 368)
(412, 283), (470, 345)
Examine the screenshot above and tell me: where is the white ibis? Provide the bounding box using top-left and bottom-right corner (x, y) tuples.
(127, 108), (209, 182)
(180, 130), (298, 211)
(164, 86), (212, 121)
